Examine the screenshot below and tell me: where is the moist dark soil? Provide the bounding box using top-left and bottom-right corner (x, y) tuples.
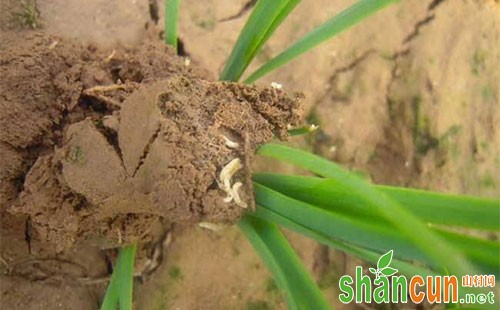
(0, 31), (301, 308)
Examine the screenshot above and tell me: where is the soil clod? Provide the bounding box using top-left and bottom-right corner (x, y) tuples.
(1, 33), (302, 256)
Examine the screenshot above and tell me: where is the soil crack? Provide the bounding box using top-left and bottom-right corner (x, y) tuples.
(328, 49), (375, 78)
(219, 0), (257, 22)
(400, 0), (447, 47)
(132, 125), (161, 177)
(148, 0), (159, 24)
(316, 49), (375, 104)
(386, 0), (448, 96)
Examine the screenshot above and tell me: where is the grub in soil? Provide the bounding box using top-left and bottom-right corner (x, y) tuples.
(1, 33), (302, 256)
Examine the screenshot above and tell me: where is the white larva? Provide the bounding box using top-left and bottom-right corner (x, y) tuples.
(271, 82), (282, 89)
(218, 158), (247, 208)
(231, 182), (247, 208)
(221, 135), (240, 149)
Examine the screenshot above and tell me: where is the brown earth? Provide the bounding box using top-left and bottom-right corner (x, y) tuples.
(1, 31), (300, 248)
(1, 0), (499, 309)
(0, 27), (300, 310)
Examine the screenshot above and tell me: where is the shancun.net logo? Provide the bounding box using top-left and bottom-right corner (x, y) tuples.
(338, 250), (496, 305)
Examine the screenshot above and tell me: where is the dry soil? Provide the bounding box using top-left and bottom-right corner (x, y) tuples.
(0, 0), (498, 309)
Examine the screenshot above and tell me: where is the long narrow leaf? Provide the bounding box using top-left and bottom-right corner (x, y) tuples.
(253, 182), (497, 275)
(245, 0), (399, 83)
(256, 0), (301, 62)
(164, 0), (180, 50)
(220, 0), (298, 82)
(250, 204), (493, 301)
(377, 184), (500, 230)
(251, 204), (437, 279)
(101, 245), (137, 310)
(253, 183), (429, 264)
(238, 216), (331, 310)
(253, 173), (499, 274)
(432, 228), (499, 276)
(257, 144), (478, 278)
(253, 173), (500, 230)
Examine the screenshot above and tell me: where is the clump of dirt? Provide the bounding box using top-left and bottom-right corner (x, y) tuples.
(0, 32), (302, 256)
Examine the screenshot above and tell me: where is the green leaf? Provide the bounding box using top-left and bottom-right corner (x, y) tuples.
(253, 173), (499, 231)
(250, 199), (438, 279)
(433, 228), (500, 276)
(220, 0), (301, 82)
(380, 266), (398, 277)
(252, 172), (500, 273)
(258, 180), (500, 276)
(237, 216), (331, 310)
(258, 180), (496, 271)
(377, 250), (393, 269)
(165, 0), (180, 50)
(245, 0), (400, 83)
(256, 143), (479, 278)
(251, 197), (494, 299)
(255, 0), (301, 63)
(377, 184), (499, 231)
(101, 244), (137, 310)
(253, 183), (432, 264)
